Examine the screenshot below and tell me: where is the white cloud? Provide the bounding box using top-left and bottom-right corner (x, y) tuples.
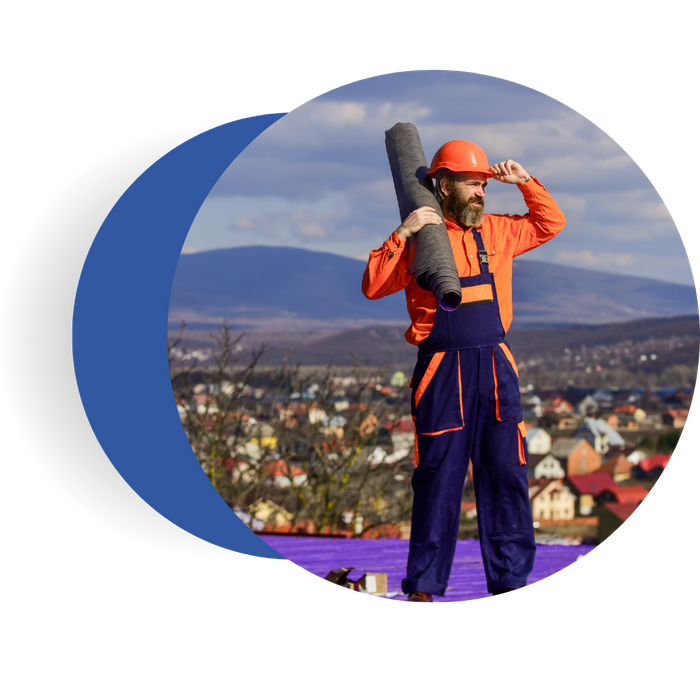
(556, 249), (634, 268)
(294, 219), (326, 238)
(231, 216), (256, 229)
(179, 73), (689, 285)
(583, 188), (671, 224)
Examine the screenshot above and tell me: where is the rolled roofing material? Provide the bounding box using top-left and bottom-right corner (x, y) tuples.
(385, 122), (462, 311)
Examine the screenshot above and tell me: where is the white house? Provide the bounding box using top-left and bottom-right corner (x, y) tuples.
(526, 427), (552, 455)
(577, 395), (600, 416)
(529, 453), (565, 480)
(574, 417), (625, 455)
(529, 481), (577, 521)
(626, 448), (652, 466)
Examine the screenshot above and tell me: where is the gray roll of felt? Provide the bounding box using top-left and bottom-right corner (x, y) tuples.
(385, 122), (462, 312)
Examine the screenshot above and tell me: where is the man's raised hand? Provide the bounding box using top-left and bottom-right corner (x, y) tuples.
(489, 160), (531, 185)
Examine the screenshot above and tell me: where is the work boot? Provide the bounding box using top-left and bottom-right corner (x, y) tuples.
(407, 591), (433, 602)
(492, 588), (515, 596)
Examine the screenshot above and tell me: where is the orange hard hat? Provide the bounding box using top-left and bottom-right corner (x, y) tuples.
(426, 140), (491, 178)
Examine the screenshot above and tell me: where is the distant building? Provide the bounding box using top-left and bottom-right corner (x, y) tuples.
(250, 499), (293, 530)
(525, 394), (544, 417)
(566, 472), (618, 516)
(526, 427), (552, 455)
(262, 460), (307, 487)
(592, 389), (614, 408)
(574, 418), (625, 455)
(577, 395), (600, 416)
(615, 404), (647, 422)
(528, 453), (565, 480)
(598, 501), (642, 543)
(551, 437), (602, 476)
(598, 485), (649, 506)
(626, 448), (652, 466)
(598, 449), (632, 482)
(663, 409), (688, 428)
(529, 480), (577, 522)
(601, 413), (620, 429)
(633, 454), (671, 479)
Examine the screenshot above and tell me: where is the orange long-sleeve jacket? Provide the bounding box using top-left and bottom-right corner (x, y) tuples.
(362, 177), (567, 345)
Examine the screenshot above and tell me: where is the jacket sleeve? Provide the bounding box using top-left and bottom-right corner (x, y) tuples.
(511, 177), (567, 257)
(362, 231), (411, 299)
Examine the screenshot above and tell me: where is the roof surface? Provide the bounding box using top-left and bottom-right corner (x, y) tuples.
(602, 502), (640, 521)
(605, 486), (649, 503)
(567, 472), (617, 496)
(260, 535), (595, 603)
(551, 438), (585, 457)
(638, 454), (672, 471)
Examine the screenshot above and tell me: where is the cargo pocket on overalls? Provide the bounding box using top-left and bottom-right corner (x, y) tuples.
(411, 351), (464, 436)
(492, 342), (522, 422)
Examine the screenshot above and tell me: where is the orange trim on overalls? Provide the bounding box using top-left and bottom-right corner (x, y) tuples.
(418, 359), (464, 436)
(459, 283), (493, 306)
(517, 421), (527, 464)
(414, 356), (464, 445)
(412, 416), (419, 466)
(492, 349), (501, 421)
(499, 342), (519, 377)
(415, 352), (445, 406)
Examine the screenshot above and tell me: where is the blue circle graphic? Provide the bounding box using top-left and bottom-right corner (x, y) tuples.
(73, 115), (287, 558)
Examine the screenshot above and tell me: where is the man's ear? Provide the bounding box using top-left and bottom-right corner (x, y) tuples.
(438, 176), (451, 198)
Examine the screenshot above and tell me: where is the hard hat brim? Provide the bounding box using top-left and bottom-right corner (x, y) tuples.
(426, 164), (492, 179)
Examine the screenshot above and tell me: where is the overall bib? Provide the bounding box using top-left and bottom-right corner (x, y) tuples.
(402, 229), (535, 597)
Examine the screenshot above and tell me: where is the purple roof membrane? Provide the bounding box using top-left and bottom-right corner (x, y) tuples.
(259, 535), (595, 602)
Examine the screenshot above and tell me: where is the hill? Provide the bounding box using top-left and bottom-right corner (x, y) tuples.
(255, 315), (699, 369)
(169, 246), (698, 330)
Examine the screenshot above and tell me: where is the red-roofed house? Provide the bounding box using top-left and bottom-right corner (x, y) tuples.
(663, 409), (688, 428)
(599, 485), (649, 505)
(566, 472), (617, 515)
(615, 404), (647, 422)
(601, 413), (620, 429)
(262, 460), (307, 487)
(598, 452), (632, 482)
(543, 399), (578, 430)
(634, 454), (671, 478)
(598, 501), (643, 543)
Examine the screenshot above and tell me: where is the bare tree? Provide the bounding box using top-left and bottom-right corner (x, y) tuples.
(170, 324), (415, 535)
(263, 359), (414, 535)
(169, 322), (271, 509)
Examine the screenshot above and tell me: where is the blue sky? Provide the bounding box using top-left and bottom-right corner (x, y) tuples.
(183, 71), (693, 286)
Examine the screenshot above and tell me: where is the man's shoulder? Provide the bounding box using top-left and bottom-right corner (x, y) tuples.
(484, 212), (526, 223)
(482, 213), (526, 239)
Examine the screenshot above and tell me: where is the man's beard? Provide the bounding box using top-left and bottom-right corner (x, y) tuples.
(445, 191), (485, 228)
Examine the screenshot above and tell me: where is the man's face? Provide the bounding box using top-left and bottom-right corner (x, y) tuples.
(442, 173), (488, 228)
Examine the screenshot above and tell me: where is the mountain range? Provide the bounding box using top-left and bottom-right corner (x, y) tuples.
(169, 246), (698, 330)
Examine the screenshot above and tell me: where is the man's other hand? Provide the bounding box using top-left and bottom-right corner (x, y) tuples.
(396, 206), (444, 240)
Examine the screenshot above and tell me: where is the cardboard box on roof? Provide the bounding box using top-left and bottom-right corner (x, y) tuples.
(358, 572), (388, 594)
(324, 568), (388, 594)
(324, 567), (354, 587)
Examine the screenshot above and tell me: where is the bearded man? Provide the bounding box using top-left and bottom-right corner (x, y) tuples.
(362, 140), (566, 601)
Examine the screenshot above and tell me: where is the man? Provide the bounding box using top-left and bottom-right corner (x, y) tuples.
(362, 140), (566, 601)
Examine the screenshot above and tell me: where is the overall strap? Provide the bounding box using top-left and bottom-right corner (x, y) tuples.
(471, 228), (489, 274)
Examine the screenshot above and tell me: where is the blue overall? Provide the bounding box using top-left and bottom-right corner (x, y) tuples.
(402, 229), (535, 597)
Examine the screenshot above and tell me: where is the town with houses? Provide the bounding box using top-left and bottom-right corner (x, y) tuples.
(171, 336), (691, 547)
